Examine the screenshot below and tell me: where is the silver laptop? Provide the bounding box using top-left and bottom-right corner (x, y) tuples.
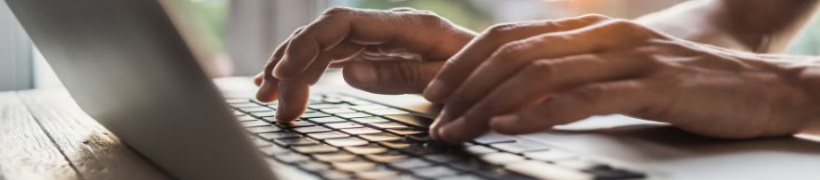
(7, 0), (820, 179)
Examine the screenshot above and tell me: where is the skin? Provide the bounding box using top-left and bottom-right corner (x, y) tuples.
(255, 1), (820, 143)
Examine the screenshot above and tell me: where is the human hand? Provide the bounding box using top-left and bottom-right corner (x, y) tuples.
(423, 14), (820, 143)
(254, 7), (475, 123)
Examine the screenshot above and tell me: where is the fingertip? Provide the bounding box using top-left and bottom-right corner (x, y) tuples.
(253, 73), (264, 86)
(255, 80), (279, 102)
(438, 118), (470, 144)
(422, 79), (447, 103)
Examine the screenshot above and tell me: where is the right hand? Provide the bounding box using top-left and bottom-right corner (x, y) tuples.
(254, 7), (475, 123)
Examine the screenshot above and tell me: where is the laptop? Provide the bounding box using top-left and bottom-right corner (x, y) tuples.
(7, 0), (820, 179)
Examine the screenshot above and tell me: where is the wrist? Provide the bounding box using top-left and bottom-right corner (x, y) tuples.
(746, 54), (820, 133)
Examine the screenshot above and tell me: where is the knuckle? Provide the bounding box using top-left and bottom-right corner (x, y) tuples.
(413, 12), (445, 26)
(494, 41), (530, 62)
(573, 85), (607, 104)
(483, 23), (519, 40)
(578, 14), (611, 22)
(389, 7), (417, 12)
(525, 60), (558, 78)
(322, 7), (354, 16)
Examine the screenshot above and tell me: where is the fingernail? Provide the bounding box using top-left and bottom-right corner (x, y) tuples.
(347, 63), (378, 85)
(423, 80), (446, 102)
(429, 116), (444, 140)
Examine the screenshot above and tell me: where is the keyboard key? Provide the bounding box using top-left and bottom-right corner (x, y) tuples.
(292, 144), (339, 154)
(321, 107), (357, 114)
(438, 174), (485, 180)
(277, 120), (316, 128)
(351, 117), (390, 124)
(586, 168), (646, 180)
(422, 154), (467, 163)
(481, 152), (526, 165)
(474, 133), (517, 145)
(344, 144), (388, 155)
(301, 112), (332, 118)
(325, 137), (370, 147)
(251, 111), (276, 117)
(385, 128), (424, 135)
(297, 161), (331, 172)
(355, 170), (399, 179)
(505, 161), (593, 180)
(313, 152), (357, 162)
(273, 137), (319, 147)
(308, 116), (347, 124)
(491, 142), (550, 154)
(363, 108), (409, 115)
(241, 120), (269, 127)
(332, 161), (376, 172)
(232, 110), (245, 116)
(238, 106), (273, 113)
(389, 158), (433, 170)
(272, 152), (310, 164)
(350, 104), (389, 111)
(340, 127), (381, 135)
(226, 98), (251, 104)
(292, 126), (332, 134)
(551, 159), (612, 171)
(364, 151), (408, 163)
(259, 146), (289, 155)
(308, 104), (339, 109)
(378, 140), (414, 149)
(321, 170), (353, 180)
(252, 138), (274, 147)
(405, 133), (431, 142)
(246, 126), (282, 133)
(523, 150), (577, 161)
(336, 112), (372, 119)
(308, 132), (350, 139)
(464, 145), (498, 155)
(370, 122), (409, 129)
(384, 114), (431, 128)
(410, 166), (460, 179)
(236, 115), (258, 122)
(322, 97), (345, 104)
(359, 133), (401, 142)
(325, 122), (364, 129)
(259, 132), (302, 140)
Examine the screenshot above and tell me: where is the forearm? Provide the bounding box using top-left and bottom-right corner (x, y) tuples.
(636, 0), (819, 53)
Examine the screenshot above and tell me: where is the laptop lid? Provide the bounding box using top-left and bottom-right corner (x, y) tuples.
(4, 0), (275, 179)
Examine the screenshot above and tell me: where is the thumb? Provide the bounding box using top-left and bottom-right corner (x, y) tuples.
(342, 60), (443, 94)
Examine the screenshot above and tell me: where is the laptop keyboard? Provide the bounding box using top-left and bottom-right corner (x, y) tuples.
(227, 94), (646, 180)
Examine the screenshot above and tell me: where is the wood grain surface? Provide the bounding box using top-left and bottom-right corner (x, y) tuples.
(1, 89), (172, 180)
(0, 92), (79, 180)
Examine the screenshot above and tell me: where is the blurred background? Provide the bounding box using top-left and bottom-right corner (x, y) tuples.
(1, 0), (818, 91)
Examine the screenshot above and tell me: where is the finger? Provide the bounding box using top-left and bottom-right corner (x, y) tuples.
(342, 60), (443, 94)
(253, 72), (264, 86)
(437, 54), (650, 142)
(432, 19), (657, 138)
(256, 27), (305, 102)
(423, 14), (611, 103)
(488, 80), (658, 135)
(273, 7), (471, 78)
(275, 79), (310, 123)
(304, 41), (365, 85)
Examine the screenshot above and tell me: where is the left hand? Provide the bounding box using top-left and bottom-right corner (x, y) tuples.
(423, 15), (820, 143)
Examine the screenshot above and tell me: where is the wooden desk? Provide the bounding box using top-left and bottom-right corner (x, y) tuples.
(0, 89), (171, 180)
